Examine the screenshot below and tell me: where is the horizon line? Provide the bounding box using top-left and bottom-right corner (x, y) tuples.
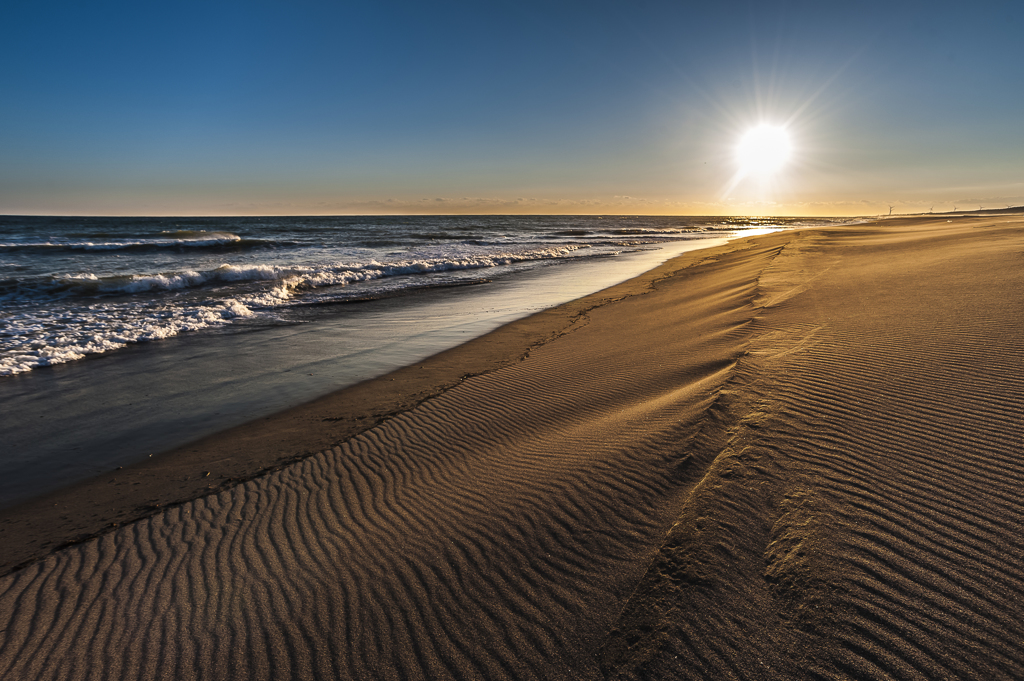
(5, 207), (1019, 219)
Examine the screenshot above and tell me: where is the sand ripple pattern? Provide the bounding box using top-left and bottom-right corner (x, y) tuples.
(606, 221), (1024, 679)
(0, 243), (765, 680)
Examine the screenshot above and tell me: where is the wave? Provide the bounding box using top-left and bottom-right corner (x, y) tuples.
(234, 245), (593, 307)
(0, 232), (286, 253)
(613, 227), (690, 235)
(4, 245), (590, 303)
(159, 229), (234, 238)
(0, 245), (593, 374)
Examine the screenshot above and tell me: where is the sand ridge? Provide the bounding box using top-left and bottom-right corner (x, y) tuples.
(603, 214), (1024, 679)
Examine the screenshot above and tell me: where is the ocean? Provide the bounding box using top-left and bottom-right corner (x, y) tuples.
(0, 214), (853, 506)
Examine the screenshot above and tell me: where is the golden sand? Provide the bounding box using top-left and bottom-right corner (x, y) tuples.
(2, 212), (1022, 679)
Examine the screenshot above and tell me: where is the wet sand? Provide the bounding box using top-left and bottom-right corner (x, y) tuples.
(2, 212), (1023, 679)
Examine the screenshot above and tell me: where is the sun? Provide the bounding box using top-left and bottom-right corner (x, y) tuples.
(736, 125), (791, 177)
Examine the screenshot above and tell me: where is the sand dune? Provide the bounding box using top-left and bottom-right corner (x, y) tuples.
(2, 214), (1023, 679)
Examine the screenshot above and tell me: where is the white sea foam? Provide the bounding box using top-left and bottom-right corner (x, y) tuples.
(0, 297), (255, 376)
(214, 264), (281, 281)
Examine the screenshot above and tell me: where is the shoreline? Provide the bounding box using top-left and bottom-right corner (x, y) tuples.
(0, 232), (739, 511)
(2, 211), (1022, 679)
(0, 231), (745, 575)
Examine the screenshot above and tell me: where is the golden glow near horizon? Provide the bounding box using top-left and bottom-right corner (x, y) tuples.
(736, 125), (791, 178)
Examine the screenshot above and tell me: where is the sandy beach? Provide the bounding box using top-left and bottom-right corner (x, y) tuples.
(1, 212), (1022, 679)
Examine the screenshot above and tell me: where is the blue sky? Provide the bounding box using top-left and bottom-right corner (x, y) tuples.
(2, 0), (1022, 216)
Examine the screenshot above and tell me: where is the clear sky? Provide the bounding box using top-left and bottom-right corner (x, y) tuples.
(2, 0), (1022, 217)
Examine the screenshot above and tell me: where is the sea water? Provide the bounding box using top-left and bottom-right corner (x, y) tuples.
(0, 215), (852, 506)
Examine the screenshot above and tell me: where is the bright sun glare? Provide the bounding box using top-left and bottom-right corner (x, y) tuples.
(736, 125), (791, 177)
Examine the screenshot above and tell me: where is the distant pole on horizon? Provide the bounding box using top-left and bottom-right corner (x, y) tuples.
(888, 205), (894, 216)
(953, 206), (958, 211)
